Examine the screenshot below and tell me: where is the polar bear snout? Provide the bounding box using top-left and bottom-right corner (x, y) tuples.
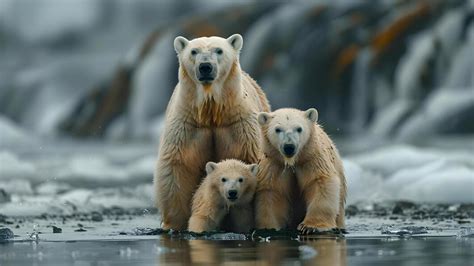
(283, 144), (296, 157)
(227, 190), (238, 201)
(199, 63), (213, 75)
(197, 62), (216, 82)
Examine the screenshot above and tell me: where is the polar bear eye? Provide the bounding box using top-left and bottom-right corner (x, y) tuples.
(191, 49), (198, 56)
(221, 177), (227, 183)
(275, 128), (282, 133)
(296, 127), (303, 133)
(238, 177), (244, 183)
(216, 48), (223, 55)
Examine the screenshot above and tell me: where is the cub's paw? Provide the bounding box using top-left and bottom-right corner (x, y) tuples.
(297, 223), (334, 235)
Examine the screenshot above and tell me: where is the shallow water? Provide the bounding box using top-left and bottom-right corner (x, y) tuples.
(1, 236), (473, 266)
(1, 127), (473, 265)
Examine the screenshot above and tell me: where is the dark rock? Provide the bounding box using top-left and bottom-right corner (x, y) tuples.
(345, 205), (359, 216)
(0, 228), (14, 240)
(91, 212), (103, 222)
(392, 205), (404, 215)
(457, 204), (474, 218)
(132, 227), (167, 236)
(250, 229), (299, 240)
(52, 226), (62, 233)
(75, 228), (87, 232)
(103, 206), (126, 216)
(395, 200), (416, 209)
(0, 189), (11, 203)
(0, 214), (8, 223)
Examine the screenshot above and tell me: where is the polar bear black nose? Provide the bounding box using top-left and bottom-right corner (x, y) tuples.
(199, 63), (213, 75)
(228, 190), (238, 199)
(283, 144), (296, 157)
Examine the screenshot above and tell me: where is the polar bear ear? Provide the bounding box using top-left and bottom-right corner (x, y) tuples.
(305, 108), (318, 123)
(248, 164), (259, 176)
(227, 34), (243, 51)
(257, 112), (272, 126)
(174, 36), (189, 54)
(205, 162), (218, 175)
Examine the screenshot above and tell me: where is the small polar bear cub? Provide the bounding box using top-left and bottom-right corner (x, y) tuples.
(255, 108), (347, 234)
(188, 159), (258, 233)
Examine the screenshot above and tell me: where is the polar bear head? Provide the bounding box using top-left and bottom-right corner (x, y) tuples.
(205, 159), (258, 206)
(257, 108), (318, 166)
(174, 34), (243, 96)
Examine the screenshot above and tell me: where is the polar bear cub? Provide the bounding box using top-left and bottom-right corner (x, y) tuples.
(188, 159), (258, 233)
(255, 108), (347, 234)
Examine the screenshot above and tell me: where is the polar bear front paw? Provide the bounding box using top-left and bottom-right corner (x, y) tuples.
(297, 222), (334, 235)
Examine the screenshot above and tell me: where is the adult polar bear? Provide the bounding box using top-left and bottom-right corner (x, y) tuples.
(155, 34), (270, 230)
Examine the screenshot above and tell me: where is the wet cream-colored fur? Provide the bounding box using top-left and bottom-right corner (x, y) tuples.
(188, 160), (258, 233)
(255, 108), (346, 233)
(155, 34), (270, 230)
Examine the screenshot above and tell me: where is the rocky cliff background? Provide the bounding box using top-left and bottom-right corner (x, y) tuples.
(0, 1), (473, 216)
(1, 0), (472, 142)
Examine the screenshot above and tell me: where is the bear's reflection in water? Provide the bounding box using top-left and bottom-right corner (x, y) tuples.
(157, 236), (347, 265)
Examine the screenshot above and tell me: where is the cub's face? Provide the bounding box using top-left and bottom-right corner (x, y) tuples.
(205, 160), (258, 206)
(174, 34), (243, 86)
(257, 108), (318, 166)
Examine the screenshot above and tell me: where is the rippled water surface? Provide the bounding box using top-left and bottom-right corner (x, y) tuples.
(1, 237), (473, 265)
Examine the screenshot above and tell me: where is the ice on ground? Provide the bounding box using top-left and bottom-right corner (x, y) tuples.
(0, 150), (155, 187)
(0, 179), (34, 196)
(0, 139), (157, 216)
(386, 161), (474, 203)
(343, 160), (384, 204)
(0, 152), (36, 181)
(1, 136), (473, 217)
(344, 145), (474, 204)
(457, 227), (474, 238)
(36, 182), (72, 195)
(349, 145), (474, 177)
(0, 184), (154, 217)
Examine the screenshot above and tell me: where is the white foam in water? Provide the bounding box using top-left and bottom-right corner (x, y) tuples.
(345, 145), (474, 204)
(0, 179), (34, 195)
(0, 116), (35, 148)
(0, 152), (36, 181)
(55, 156), (129, 183)
(343, 160), (385, 204)
(1, 133), (473, 216)
(385, 160), (474, 202)
(0, 150), (155, 187)
(349, 145), (440, 177)
(398, 89), (474, 139)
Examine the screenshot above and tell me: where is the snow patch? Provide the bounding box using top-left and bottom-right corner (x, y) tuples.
(346, 145), (474, 204)
(0, 152), (36, 180)
(386, 160), (474, 203)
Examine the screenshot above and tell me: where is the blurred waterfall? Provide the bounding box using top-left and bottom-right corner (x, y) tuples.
(350, 48), (372, 133)
(0, 0), (472, 141)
